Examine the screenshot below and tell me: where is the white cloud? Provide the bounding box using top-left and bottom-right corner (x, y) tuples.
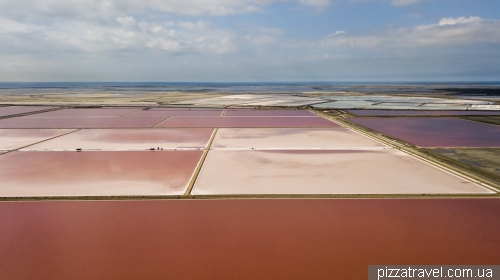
(0, 0), (331, 19)
(0, 0), (327, 59)
(299, 0), (331, 8)
(116, 16), (136, 28)
(243, 26), (286, 45)
(305, 53), (349, 60)
(321, 17), (500, 48)
(0, 18), (44, 34)
(438, 16), (481, 26)
(0, 16), (237, 54)
(349, 0), (430, 6)
(392, 0), (422, 6)
(1, 0), (498, 82)
(0, 0), (333, 58)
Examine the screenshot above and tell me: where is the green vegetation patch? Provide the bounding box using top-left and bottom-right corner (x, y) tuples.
(431, 148), (500, 178)
(463, 116), (500, 126)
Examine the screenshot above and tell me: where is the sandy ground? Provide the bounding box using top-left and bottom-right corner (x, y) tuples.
(1, 90), (497, 107)
(0, 92), (225, 106)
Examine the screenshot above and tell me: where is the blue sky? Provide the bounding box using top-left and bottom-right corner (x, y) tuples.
(0, 0), (499, 82)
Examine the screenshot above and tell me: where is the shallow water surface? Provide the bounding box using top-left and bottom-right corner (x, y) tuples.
(128, 110), (223, 117)
(0, 106), (55, 117)
(211, 128), (385, 149)
(224, 110), (316, 117)
(0, 117), (167, 128)
(157, 117), (339, 128)
(193, 149), (490, 194)
(348, 110), (500, 117)
(25, 108), (141, 117)
(0, 129), (74, 150)
(23, 128), (213, 150)
(350, 117), (500, 147)
(0, 199), (498, 279)
(0, 151), (202, 196)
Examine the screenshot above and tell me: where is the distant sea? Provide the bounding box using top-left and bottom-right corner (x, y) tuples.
(0, 82), (499, 95)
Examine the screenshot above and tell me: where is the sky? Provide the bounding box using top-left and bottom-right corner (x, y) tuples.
(1, 0), (500, 82)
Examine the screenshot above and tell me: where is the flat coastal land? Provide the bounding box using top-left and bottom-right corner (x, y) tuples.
(1, 84), (500, 279)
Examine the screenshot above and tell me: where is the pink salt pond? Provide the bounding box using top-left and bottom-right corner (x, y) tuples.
(157, 117), (339, 128)
(25, 108), (141, 118)
(150, 108), (223, 111)
(350, 117), (500, 147)
(212, 128), (386, 149)
(224, 110), (316, 117)
(348, 110), (500, 117)
(127, 110), (223, 117)
(0, 117), (167, 128)
(23, 129), (214, 151)
(192, 149), (491, 195)
(0, 106), (55, 117)
(0, 199), (498, 279)
(0, 129), (74, 150)
(0, 151), (202, 197)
